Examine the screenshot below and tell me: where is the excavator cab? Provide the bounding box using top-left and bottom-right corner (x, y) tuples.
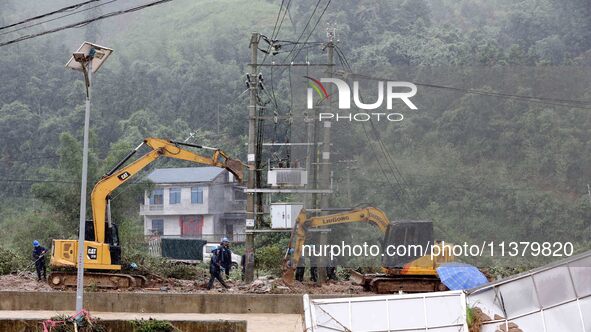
(381, 220), (433, 269)
(85, 220), (121, 265)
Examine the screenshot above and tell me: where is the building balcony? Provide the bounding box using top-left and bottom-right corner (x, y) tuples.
(228, 200), (246, 212)
(139, 203), (209, 216)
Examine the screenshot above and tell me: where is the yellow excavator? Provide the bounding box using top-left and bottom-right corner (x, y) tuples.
(282, 207), (454, 293)
(49, 138), (243, 289)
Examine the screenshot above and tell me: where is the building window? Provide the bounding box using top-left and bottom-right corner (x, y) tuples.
(191, 187), (203, 204)
(169, 188), (181, 204)
(150, 189), (163, 205)
(233, 188), (246, 201)
(151, 219), (164, 235)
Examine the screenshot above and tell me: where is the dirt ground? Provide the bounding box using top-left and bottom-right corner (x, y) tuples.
(0, 272), (368, 295)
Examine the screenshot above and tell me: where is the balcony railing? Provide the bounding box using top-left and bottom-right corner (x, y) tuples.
(140, 201), (244, 214)
(228, 200), (246, 212)
(140, 204), (163, 214)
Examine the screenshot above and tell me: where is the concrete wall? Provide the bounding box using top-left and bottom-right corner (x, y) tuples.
(144, 214), (216, 237)
(0, 292), (356, 314)
(0, 318), (246, 332)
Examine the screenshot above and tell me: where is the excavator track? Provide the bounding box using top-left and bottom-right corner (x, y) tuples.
(351, 271), (447, 294)
(370, 275), (447, 294)
(48, 271), (141, 289)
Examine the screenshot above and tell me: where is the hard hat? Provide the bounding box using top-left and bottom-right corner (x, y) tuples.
(33, 240), (40, 247)
(221, 237), (230, 243)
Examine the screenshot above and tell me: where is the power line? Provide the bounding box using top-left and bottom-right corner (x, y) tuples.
(0, 0), (119, 37)
(335, 45), (418, 217)
(289, 0), (331, 63)
(0, 0), (172, 48)
(0, 178), (79, 184)
(0, 0), (100, 31)
(344, 71), (591, 110)
(280, 0), (322, 64)
(269, 0), (285, 41)
(259, 0), (291, 67)
(333, 44), (591, 109)
(0, 177), (147, 186)
(273, 0), (291, 41)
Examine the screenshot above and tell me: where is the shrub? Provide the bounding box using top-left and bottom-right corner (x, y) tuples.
(132, 319), (179, 332)
(0, 246), (26, 274)
(255, 244), (283, 276)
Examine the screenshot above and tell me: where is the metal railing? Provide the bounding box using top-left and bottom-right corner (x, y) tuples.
(146, 236), (162, 257)
(191, 233), (246, 243)
(228, 200), (246, 212)
(139, 204), (163, 213)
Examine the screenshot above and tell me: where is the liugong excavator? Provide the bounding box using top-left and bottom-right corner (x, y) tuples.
(49, 138), (243, 289)
(282, 207), (454, 293)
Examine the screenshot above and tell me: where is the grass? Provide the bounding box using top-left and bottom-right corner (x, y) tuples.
(132, 318), (180, 332)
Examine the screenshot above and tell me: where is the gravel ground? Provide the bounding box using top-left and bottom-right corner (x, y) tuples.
(0, 272), (368, 295)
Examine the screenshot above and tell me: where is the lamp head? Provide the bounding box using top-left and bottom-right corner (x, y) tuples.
(73, 52), (87, 63)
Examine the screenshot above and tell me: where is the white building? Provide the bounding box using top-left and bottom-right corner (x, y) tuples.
(139, 167), (246, 243)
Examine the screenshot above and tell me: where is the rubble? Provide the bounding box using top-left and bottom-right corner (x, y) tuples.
(468, 307), (491, 332)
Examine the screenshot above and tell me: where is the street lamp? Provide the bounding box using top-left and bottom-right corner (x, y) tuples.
(66, 41), (113, 313)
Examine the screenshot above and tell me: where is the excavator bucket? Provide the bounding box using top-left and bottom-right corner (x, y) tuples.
(282, 269), (295, 285)
(224, 159), (244, 183)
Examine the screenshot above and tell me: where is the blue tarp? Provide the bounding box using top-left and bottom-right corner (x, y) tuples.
(436, 262), (488, 290)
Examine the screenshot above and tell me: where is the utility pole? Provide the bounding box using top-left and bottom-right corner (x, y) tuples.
(245, 32), (260, 283)
(75, 60), (92, 312)
(317, 27), (335, 283)
(346, 164), (352, 206)
(587, 184), (591, 239)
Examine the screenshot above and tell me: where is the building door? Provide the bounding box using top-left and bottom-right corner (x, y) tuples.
(180, 215), (203, 237)
(225, 224), (233, 241)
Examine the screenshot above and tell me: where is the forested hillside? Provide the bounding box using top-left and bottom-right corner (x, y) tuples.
(0, 0), (589, 266)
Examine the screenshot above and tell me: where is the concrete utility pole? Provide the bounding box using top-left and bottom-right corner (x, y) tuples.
(317, 28), (335, 283)
(245, 32), (260, 283)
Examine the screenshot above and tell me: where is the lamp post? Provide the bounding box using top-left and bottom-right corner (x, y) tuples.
(66, 42), (113, 313)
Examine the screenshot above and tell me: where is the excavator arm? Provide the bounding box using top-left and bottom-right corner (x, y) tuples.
(91, 137), (244, 244)
(282, 207), (390, 283)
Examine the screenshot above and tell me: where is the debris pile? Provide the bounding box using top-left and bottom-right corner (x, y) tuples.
(41, 310), (105, 332)
(493, 316), (523, 332)
(245, 278), (274, 293)
(469, 307), (524, 332)
(468, 307), (490, 332)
